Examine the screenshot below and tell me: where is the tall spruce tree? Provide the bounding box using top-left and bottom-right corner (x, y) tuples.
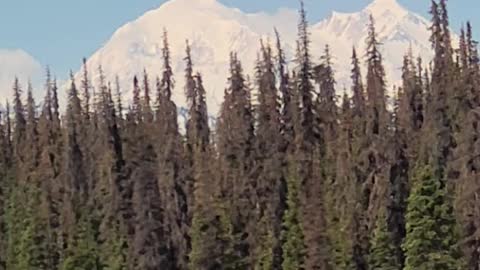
(216, 52), (256, 268)
(253, 42), (285, 270)
(124, 75), (172, 270)
(420, 0), (454, 182)
(332, 90), (364, 269)
(369, 207), (397, 270)
(155, 30), (189, 269)
(362, 16), (392, 243)
(453, 21), (480, 270)
(403, 165), (464, 270)
(291, 3), (333, 269)
(348, 47), (370, 270)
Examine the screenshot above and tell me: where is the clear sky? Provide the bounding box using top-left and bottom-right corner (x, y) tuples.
(0, 0), (477, 78)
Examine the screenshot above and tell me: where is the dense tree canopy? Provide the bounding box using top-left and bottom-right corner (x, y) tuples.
(0, 1), (479, 269)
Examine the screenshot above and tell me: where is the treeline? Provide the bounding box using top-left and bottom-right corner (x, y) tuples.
(0, 0), (479, 269)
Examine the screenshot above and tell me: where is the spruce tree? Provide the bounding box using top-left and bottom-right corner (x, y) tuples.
(348, 48), (369, 270)
(12, 78), (26, 167)
(93, 77), (128, 270)
(275, 29), (296, 153)
(216, 52), (255, 268)
(155, 30), (189, 269)
(403, 165), (463, 270)
(0, 110), (9, 270)
(421, 0), (454, 183)
(453, 22), (480, 270)
(281, 161), (306, 270)
(121, 75), (172, 270)
(292, 3), (333, 269)
(254, 42), (285, 270)
(1, 1), (479, 268)
(64, 72), (87, 211)
(61, 212), (101, 270)
(37, 72), (63, 269)
(314, 45), (340, 270)
(369, 208), (397, 270)
(331, 91), (359, 269)
(81, 58), (91, 121)
(362, 16), (392, 243)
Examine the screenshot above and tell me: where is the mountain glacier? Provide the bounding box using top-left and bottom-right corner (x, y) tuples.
(78, 0), (442, 114)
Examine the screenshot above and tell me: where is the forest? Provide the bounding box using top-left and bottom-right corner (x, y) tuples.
(0, 0), (479, 269)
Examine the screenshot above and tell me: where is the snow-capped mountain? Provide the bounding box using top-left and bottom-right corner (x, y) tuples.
(78, 0), (441, 114)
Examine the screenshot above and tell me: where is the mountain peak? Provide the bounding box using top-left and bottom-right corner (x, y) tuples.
(369, 0), (400, 6)
(80, 0), (437, 115)
(188, 0), (219, 6)
(166, 0), (220, 7)
(160, 0), (225, 12)
(364, 0), (407, 17)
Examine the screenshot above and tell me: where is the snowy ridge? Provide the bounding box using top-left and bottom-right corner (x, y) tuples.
(77, 0), (450, 115)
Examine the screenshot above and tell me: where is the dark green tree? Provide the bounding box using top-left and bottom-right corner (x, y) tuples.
(369, 208), (398, 270)
(403, 165), (464, 270)
(281, 161), (306, 270)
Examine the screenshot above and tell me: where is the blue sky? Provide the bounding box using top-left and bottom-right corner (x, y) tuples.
(0, 0), (477, 77)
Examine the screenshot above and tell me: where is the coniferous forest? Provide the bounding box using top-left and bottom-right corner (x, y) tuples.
(1, 0), (480, 269)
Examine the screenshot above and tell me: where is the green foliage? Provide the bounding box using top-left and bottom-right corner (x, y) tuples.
(253, 216), (274, 270)
(402, 165), (464, 270)
(220, 208), (249, 270)
(6, 182), (49, 270)
(281, 164), (306, 270)
(101, 225), (127, 270)
(189, 200), (246, 270)
(61, 213), (101, 270)
(326, 204), (353, 270)
(188, 212), (212, 270)
(369, 209), (398, 270)
(5, 180), (20, 269)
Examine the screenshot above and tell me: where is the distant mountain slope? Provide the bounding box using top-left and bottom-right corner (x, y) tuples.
(78, 0), (448, 114)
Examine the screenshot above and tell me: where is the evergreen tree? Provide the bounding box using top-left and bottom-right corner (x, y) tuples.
(330, 91), (358, 269)
(281, 161), (306, 270)
(120, 75), (173, 270)
(365, 16), (389, 137)
(0, 109), (9, 270)
(403, 165), (464, 270)
(348, 48), (369, 270)
(295, 1), (315, 146)
(275, 29), (296, 153)
(81, 58), (91, 121)
(101, 224), (127, 270)
(1, 2), (480, 268)
(188, 149), (235, 270)
(12, 78), (26, 165)
(25, 82), (40, 171)
(141, 69), (153, 123)
(362, 15), (392, 240)
(453, 22), (480, 270)
(155, 30), (189, 269)
(421, 0), (454, 183)
(92, 76), (128, 270)
(292, 3), (333, 269)
(216, 52), (255, 268)
(114, 76), (124, 121)
(64, 72), (87, 210)
(61, 212), (101, 270)
(314, 45), (340, 269)
(369, 208), (398, 270)
(37, 71), (63, 269)
(253, 42), (285, 270)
